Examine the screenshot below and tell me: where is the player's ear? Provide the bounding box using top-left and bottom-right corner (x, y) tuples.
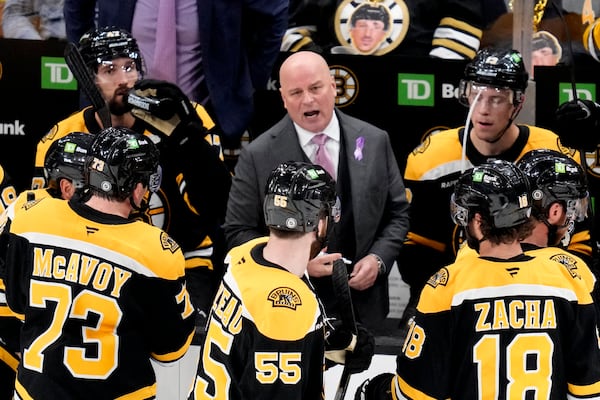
(59, 179), (75, 200)
(546, 202), (565, 225)
(131, 182), (147, 207)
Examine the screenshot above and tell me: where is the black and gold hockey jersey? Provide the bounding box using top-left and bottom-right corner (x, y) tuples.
(189, 237), (326, 400)
(1, 197), (196, 399)
(400, 125), (588, 290)
(0, 164), (17, 399)
(0, 189), (50, 380)
(32, 105), (231, 314)
(394, 249), (600, 399)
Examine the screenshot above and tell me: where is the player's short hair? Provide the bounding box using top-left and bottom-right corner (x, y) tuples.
(350, 4), (391, 31)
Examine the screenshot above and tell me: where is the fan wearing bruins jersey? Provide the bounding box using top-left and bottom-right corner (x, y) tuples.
(0, 132), (92, 400)
(190, 162), (374, 400)
(32, 26), (232, 330)
(0, 127), (196, 399)
(398, 48), (588, 331)
(355, 160), (600, 400)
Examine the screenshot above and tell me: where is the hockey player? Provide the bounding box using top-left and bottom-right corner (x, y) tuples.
(31, 26), (232, 333)
(0, 164), (16, 399)
(355, 159), (600, 399)
(398, 47), (587, 331)
(0, 132), (93, 400)
(190, 161), (374, 400)
(0, 127), (196, 399)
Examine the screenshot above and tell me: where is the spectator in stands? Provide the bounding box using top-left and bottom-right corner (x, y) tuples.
(2, 0), (65, 39)
(63, 0), (288, 154)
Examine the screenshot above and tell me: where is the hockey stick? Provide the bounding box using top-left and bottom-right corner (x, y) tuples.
(331, 258), (357, 400)
(64, 42), (112, 128)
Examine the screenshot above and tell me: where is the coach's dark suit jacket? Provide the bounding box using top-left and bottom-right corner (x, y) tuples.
(225, 109), (409, 328)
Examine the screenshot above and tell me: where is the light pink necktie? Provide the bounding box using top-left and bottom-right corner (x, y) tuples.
(311, 134), (336, 179)
(152, 0), (177, 83)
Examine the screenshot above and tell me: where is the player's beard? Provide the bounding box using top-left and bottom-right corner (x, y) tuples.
(465, 225), (482, 253)
(309, 219), (329, 259)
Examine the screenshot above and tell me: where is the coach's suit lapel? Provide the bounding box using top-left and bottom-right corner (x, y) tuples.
(338, 111), (375, 258)
(271, 117), (308, 163)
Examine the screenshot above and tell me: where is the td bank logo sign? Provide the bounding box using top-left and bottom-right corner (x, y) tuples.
(398, 73), (434, 106)
(41, 57), (77, 90)
(558, 82), (596, 103)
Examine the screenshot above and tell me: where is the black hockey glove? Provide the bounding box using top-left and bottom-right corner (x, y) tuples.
(354, 373), (394, 400)
(325, 320), (375, 374)
(554, 99), (600, 152)
(129, 79), (206, 143)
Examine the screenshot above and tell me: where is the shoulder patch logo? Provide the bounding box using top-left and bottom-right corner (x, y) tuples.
(268, 287), (302, 310)
(426, 267), (449, 288)
(160, 231), (180, 253)
(550, 253), (580, 279)
(23, 198), (43, 210)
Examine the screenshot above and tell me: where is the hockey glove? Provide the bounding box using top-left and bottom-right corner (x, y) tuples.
(354, 373), (394, 400)
(325, 320), (375, 374)
(129, 79), (205, 141)
(554, 99), (600, 152)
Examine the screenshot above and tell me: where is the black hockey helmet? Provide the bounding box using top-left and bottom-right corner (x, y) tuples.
(451, 159), (532, 229)
(516, 149), (588, 222)
(45, 132), (94, 190)
(85, 127), (161, 200)
(263, 161), (337, 232)
(459, 48), (528, 107)
(78, 26), (144, 74)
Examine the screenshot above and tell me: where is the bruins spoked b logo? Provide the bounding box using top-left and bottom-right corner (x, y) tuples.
(333, 0), (409, 56)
